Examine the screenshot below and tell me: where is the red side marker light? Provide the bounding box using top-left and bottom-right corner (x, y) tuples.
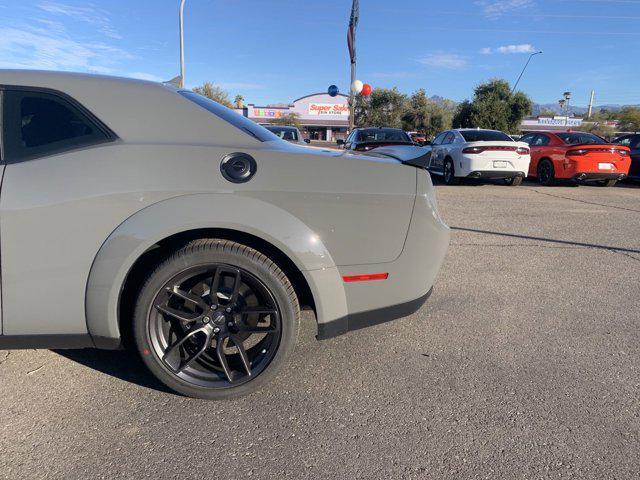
(342, 273), (389, 283)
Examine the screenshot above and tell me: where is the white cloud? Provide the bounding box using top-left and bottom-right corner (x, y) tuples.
(497, 44), (537, 54)
(418, 52), (467, 69)
(0, 26), (132, 72)
(480, 44), (537, 54)
(475, 0), (535, 17)
(38, 1), (121, 39)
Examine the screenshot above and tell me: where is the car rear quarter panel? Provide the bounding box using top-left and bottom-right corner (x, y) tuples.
(0, 141), (415, 340)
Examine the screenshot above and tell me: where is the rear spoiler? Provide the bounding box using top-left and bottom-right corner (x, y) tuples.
(365, 146), (431, 169)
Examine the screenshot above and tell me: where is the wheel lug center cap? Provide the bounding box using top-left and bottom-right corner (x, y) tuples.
(213, 312), (226, 325)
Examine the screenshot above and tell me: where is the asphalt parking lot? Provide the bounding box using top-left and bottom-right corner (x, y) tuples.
(1, 180), (639, 479)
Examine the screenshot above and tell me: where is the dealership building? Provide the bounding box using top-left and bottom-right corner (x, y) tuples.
(234, 92), (349, 141)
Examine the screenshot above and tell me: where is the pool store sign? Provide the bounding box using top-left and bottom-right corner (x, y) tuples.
(537, 117), (583, 127)
(307, 103), (350, 116)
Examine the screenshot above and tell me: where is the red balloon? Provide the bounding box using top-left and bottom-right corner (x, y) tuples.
(361, 84), (372, 96)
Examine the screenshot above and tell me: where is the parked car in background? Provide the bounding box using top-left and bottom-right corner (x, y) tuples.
(427, 129), (530, 186)
(520, 131), (631, 186)
(264, 125), (310, 145)
(338, 127), (416, 151)
(407, 131), (427, 145)
(613, 133), (640, 181)
(0, 70), (450, 400)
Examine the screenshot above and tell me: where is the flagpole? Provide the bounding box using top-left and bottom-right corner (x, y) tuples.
(349, 61), (355, 132)
(347, 0), (359, 132)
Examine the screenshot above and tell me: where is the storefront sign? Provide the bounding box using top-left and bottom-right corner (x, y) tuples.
(308, 103), (350, 116)
(537, 117), (583, 127)
(252, 108), (288, 119)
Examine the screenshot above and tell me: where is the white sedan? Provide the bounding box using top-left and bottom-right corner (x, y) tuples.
(427, 129), (531, 185)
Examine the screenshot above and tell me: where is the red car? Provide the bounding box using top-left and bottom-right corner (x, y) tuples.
(520, 131), (631, 186)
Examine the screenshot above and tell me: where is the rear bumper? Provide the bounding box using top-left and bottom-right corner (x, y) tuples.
(572, 172), (627, 181)
(458, 154), (530, 178)
(316, 170), (449, 339)
(317, 288), (432, 339)
(467, 170), (525, 179)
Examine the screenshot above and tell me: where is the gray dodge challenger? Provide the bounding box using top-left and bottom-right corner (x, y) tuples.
(0, 70), (449, 399)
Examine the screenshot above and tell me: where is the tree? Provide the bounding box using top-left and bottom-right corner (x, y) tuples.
(452, 79), (533, 133)
(192, 82), (233, 108)
(401, 89), (453, 138)
(618, 107), (640, 132)
(269, 113), (303, 129)
(538, 109), (557, 117)
(234, 95), (245, 109)
(354, 88), (407, 128)
(578, 121), (616, 139)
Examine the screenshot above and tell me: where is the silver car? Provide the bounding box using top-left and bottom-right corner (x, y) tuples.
(0, 71), (450, 399)
(264, 125), (310, 145)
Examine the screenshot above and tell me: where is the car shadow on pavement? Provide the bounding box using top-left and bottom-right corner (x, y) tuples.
(451, 226), (640, 255)
(54, 348), (177, 395)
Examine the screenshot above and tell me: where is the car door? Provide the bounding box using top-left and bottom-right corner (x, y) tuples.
(429, 132), (448, 172)
(439, 131), (456, 169)
(525, 134), (550, 176)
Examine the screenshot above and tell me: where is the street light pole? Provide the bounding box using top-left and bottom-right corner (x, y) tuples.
(179, 0), (186, 88)
(511, 50), (543, 93)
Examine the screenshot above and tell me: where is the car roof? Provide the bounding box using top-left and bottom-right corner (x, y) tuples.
(0, 69), (254, 147)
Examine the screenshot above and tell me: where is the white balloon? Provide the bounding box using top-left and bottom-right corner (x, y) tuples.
(351, 80), (363, 94)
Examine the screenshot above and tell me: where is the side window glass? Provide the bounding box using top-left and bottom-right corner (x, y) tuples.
(533, 134), (550, 146)
(520, 134), (534, 145)
(616, 137), (631, 147)
(432, 132), (446, 146)
(2, 89), (109, 162)
(443, 132), (455, 145)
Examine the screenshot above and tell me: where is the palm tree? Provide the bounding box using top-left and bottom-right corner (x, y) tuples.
(234, 95), (245, 109)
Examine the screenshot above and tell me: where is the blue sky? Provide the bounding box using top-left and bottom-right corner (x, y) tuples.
(1, 0), (639, 107)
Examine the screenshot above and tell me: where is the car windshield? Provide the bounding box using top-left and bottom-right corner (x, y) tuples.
(359, 129), (411, 143)
(179, 91), (279, 142)
(265, 126), (299, 141)
(556, 132), (608, 145)
(460, 130), (513, 142)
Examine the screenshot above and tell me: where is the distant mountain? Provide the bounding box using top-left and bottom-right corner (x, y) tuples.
(532, 103), (640, 117)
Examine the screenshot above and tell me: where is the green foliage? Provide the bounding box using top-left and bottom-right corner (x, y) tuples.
(401, 89), (453, 138)
(538, 109), (557, 117)
(452, 79), (533, 134)
(355, 87), (407, 128)
(618, 107), (640, 131)
(354, 88), (453, 137)
(269, 113), (303, 129)
(578, 121), (616, 139)
(192, 82), (233, 108)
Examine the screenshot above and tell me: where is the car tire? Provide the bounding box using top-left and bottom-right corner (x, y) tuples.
(536, 159), (555, 186)
(503, 176), (523, 186)
(596, 179), (617, 187)
(443, 158), (461, 185)
(133, 238), (300, 400)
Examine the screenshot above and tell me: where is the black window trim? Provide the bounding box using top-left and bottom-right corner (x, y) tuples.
(0, 85), (118, 164)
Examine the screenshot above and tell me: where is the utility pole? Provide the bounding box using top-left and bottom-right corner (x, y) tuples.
(587, 90), (595, 118)
(179, 0), (186, 88)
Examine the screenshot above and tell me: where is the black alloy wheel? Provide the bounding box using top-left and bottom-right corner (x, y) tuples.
(443, 158), (460, 185)
(537, 159), (555, 186)
(134, 239), (299, 399)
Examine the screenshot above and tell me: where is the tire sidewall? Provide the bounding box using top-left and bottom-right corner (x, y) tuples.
(133, 242), (299, 400)
(537, 159), (554, 186)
